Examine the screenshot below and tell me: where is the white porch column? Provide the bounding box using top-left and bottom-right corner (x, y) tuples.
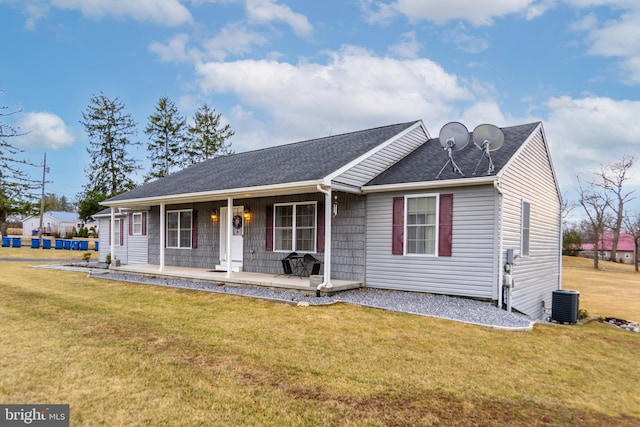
(226, 197), (233, 278)
(159, 202), (165, 272)
(323, 189), (332, 288)
(109, 207), (115, 264)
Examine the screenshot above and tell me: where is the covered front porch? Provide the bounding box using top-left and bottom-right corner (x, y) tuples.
(108, 263), (362, 295)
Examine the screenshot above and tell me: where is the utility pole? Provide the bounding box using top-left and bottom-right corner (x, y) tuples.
(37, 153), (48, 247)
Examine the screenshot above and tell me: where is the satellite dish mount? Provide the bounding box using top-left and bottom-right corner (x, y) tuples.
(471, 124), (505, 176)
(436, 122), (469, 179)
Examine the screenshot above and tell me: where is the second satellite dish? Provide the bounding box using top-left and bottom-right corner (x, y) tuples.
(472, 124), (505, 175)
(436, 122), (469, 178)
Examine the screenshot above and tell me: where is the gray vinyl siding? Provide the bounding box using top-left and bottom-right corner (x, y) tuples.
(499, 126), (561, 319)
(333, 125), (428, 188)
(366, 186), (498, 299)
(126, 212), (148, 265)
(242, 192), (364, 281)
(97, 216), (128, 263)
(148, 203), (218, 269)
(141, 192), (364, 280)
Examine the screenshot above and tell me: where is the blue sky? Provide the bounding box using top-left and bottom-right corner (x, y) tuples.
(1, 0), (639, 217)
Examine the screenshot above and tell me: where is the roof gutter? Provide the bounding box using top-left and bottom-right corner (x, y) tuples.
(100, 180), (323, 208)
(362, 175), (497, 194)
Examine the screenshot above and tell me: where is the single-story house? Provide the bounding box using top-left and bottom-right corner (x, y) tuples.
(21, 211), (97, 237)
(97, 120), (562, 319)
(581, 233), (637, 263)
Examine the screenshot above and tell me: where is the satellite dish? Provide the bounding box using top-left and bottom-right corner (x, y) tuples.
(436, 122), (469, 178)
(471, 124), (505, 175)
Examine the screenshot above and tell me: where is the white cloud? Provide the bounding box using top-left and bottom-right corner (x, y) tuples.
(364, 0), (540, 26)
(443, 26), (490, 53)
(149, 33), (200, 62)
(203, 23), (269, 61)
(15, 112), (75, 150)
(388, 31), (422, 58)
(245, 0), (312, 37)
(543, 96), (640, 193)
(194, 46), (474, 149)
(20, 0), (194, 26)
(568, 5), (640, 84)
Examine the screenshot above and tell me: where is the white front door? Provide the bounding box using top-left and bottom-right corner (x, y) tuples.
(220, 206), (244, 266)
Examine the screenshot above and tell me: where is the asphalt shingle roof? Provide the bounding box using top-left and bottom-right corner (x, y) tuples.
(367, 122), (540, 186)
(107, 121), (419, 202)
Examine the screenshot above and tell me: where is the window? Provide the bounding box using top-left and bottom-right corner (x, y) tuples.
(274, 202), (316, 252)
(521, 200), (531, 257)
(132, 213), (143, 235)
(113, 218), (121, 246)
(405, 195), (437, 255)
(167, 210), (192, 248)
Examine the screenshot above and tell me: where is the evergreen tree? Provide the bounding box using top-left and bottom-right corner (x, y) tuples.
(145, 96), (188, 181)
(78, 92), (140, 217)
(186, 104), (234, 164)
(0, 93), (39, 235)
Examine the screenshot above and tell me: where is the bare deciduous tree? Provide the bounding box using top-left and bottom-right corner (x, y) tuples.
(595, 154), (636, 261)
(577, 176), (613, 269)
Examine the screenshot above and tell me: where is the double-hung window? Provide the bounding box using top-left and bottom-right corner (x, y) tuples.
(113, 218), (121, 246)
(521, 200), (531, 256)
(167, 209), (192, 248)
(405, 195), (437, 255)
(274, 202), (316, 252)
(132, 213), (143, 235)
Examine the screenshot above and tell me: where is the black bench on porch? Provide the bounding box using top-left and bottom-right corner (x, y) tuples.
(281, 252), (321, 277)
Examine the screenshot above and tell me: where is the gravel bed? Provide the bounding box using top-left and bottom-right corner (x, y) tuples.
(46, 265), (534, 330)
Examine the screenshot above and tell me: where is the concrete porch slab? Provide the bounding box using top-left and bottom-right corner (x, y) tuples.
(109, 264), (362, 295)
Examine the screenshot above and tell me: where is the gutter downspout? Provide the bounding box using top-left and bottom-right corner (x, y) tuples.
(494, 179), (504, 310)
(316, 184), (332, 296)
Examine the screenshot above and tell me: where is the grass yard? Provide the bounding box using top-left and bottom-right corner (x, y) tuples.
(563, 256), (640, 322)
(0, 254), (638, 426)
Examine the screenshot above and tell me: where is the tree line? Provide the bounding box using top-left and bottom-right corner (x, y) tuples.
(0, 89), (235, 235)
(78, 92), (234, 220)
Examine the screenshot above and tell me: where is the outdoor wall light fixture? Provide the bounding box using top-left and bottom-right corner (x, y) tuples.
(211, 209), (218, 221)
(243, 207), (251, 221)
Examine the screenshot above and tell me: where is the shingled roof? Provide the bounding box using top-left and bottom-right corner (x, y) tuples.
(366, 122), (540, 186)
(105, 121), (419, 203)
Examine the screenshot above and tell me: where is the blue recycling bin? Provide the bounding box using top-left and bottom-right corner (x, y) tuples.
(63, 240), (72, 250)
(94, 241), (99, 251)
(79, 240), (89, 251)
(12, 237), (22, 248)
(42, 239), (52, 249)
(71, 240), (80, 250)
(55, 239), (64, 249)
(2, 236), (10, 247)
(31, 238), (40, 248)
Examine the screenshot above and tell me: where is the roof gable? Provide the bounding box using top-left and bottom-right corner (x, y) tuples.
(107, 121), (419, 203)
(366, 122), (540, 186)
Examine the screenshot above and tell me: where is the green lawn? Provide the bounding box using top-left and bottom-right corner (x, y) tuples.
(0, 254), (638, 426)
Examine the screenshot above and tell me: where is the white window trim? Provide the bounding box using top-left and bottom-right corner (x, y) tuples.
(404, 193), (439, 257)
(166, 209), (193, 249)
(273, 201), (318, 253)
(132, 212), (143, 236)
(521, 199), (531, 257)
